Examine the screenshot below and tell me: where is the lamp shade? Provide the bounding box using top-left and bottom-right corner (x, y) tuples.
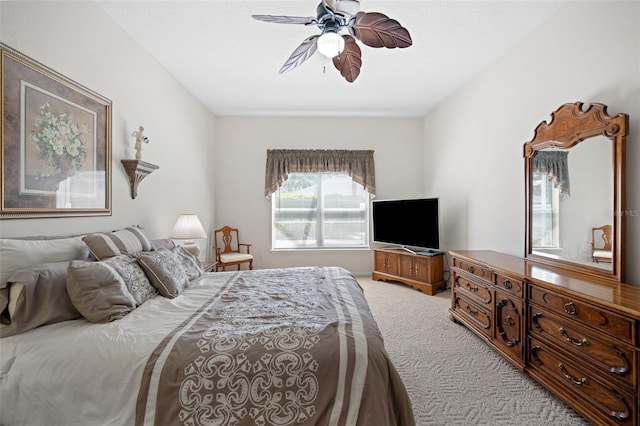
(170, 214), (207, 240)
(317, 32), (345, 58)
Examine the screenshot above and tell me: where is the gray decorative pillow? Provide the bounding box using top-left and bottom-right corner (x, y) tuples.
(0, 261), (82, 338)
(82, 226), (154, 260)
(173, 246), (204, 280)
(66, 261), (137, 323)
(102, 255), (157, 305)
(151, 238), (177, 250)
(137, 249), (189, 298)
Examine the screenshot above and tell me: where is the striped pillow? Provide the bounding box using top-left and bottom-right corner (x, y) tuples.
(83, 226), (154, 260)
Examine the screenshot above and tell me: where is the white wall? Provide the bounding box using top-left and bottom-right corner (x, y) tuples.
(0, 1), (216, 257)
(423, 1), (640, 284)
(2, 1), (637, 283)
(214, 117), (424, 274)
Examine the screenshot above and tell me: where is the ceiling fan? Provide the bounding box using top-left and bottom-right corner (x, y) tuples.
(252, 0), (412, 83)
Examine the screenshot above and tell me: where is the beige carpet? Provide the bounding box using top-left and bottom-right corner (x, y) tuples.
(357, 277), (590, 426)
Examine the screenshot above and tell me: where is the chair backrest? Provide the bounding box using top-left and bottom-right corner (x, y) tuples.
(214, 226), (240, 254)
(592, 224), (612, 251)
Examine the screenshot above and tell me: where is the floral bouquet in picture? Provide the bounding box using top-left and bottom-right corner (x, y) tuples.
(28, 102), (89, 188)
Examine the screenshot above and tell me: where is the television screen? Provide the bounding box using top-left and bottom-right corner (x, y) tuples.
(372, 198), (439, 251)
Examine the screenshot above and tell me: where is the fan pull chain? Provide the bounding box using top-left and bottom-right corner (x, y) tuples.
(322, 52), (340, 76)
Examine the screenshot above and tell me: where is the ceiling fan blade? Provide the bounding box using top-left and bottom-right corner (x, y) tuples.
(333, 35), (362, 83)
(353, 12), (412, 48)
(322, 0), (361, 16)
(252, 15), (317, 25)
(279, 36), (319, 74)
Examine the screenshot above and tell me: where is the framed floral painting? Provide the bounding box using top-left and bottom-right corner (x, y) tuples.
(1, 44), (112, 218)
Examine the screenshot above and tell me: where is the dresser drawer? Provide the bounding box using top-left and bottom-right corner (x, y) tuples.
(529, 306), (636, 389)
(529, 337), (636, 425)
(495, 273), (523, 298)
(529, 284), (635, 345)
(453, 291), (492, 338)
(452, 257), (494, 284)
(452, 272), (492, 307)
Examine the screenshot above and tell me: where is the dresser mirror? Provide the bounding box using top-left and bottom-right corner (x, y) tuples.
(524, 102), (628, 282)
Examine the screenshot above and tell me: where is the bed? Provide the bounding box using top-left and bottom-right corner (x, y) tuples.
(0, 229), (414, 426)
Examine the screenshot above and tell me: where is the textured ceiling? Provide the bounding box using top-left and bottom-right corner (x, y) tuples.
(96, 0), (565, 117)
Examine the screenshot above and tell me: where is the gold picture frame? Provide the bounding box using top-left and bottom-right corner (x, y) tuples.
(1, 43), (112, 219)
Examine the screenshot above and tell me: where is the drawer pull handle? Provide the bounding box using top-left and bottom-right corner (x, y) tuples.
(504, 316), (514, 327)
(465, 305), (479, 316)
(563, 302), (577, 315)
(467, 266), (475, 274)
(531, 345), (542, 365)
(465, 282), (479, 292)
(531, 312), (543, 330)
(558, 363), (588, 385)
(608, 388), (631, 421)
(558, 327), (588, 346)
(503, 280), (512, 289)
(609, 346), (630, 376)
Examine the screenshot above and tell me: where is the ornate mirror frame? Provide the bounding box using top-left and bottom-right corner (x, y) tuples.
(524, 102), (628, 282)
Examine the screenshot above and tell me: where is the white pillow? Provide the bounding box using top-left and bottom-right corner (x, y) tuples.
(0, 237), (90, 285)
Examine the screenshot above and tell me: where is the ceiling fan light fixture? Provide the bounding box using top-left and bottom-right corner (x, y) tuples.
(317, 31), (345, 58)
(252, 0), (412, 82)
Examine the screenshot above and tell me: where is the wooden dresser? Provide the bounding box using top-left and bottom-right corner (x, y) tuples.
(449, 250), (640, 426)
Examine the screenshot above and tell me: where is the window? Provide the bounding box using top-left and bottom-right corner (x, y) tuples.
(272, 172), (369, 249)
(531, 172), (560, 248)
(264, 149), (375, 249)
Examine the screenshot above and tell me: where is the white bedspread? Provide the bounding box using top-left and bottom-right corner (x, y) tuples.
(0, 272), (232, 426)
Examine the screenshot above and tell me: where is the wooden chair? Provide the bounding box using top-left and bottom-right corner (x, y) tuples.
(591, 224), (612, 263)
(213, 226), (253, 271)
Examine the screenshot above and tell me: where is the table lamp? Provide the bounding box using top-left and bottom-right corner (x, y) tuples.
(170, 214), (207, 257)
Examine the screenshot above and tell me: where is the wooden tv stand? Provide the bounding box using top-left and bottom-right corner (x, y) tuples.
(372, 248), (446, 295)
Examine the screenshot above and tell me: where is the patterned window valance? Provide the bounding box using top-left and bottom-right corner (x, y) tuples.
(264, 149), (376, 199)
(533, 150), (570, 199)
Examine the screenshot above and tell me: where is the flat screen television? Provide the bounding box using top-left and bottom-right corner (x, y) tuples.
(372, 197), (440, 253)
